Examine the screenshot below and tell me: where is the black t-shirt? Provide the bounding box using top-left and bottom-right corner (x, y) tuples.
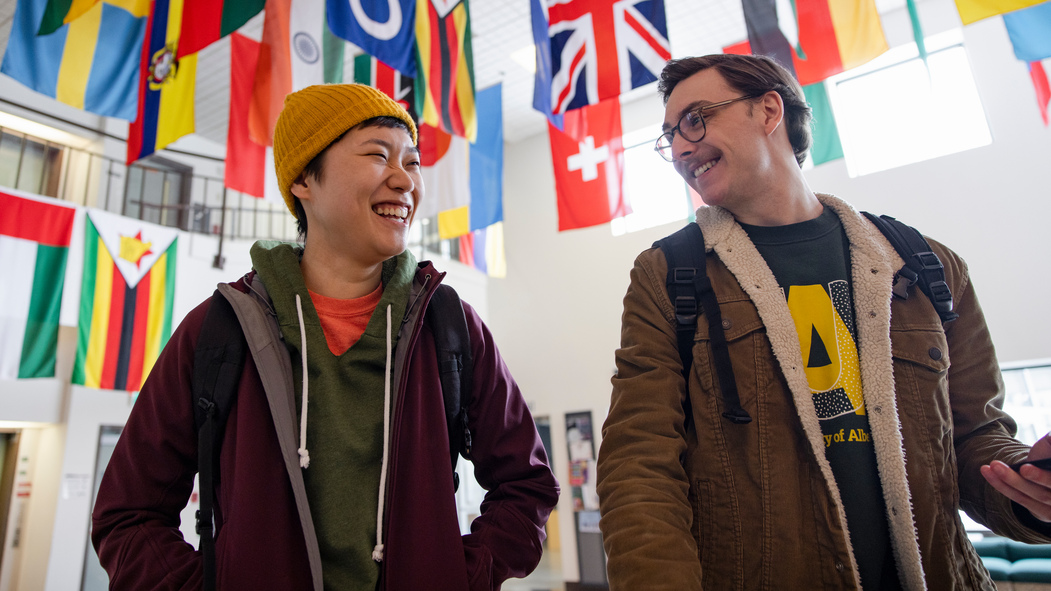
(741, 208), (901, 591)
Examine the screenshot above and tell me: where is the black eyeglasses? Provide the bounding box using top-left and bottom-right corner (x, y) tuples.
(654, 95), (759, 162)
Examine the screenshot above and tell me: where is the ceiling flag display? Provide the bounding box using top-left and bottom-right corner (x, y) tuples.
(225, 32), (266, 198)
(541, 0), (671, 115)
(0, 189), (77, 380)
(328, 0), (417, 77)
(549, 97), (628, 231)
(73, 209), (178, 392)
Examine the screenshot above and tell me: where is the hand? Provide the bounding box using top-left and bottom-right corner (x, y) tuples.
(982, 433), (1051, 522)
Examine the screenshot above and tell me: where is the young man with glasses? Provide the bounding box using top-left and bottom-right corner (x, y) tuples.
(597, 54), (1051, 590)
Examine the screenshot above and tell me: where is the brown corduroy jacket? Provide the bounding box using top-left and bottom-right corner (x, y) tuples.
(598, 194), (1051, 590)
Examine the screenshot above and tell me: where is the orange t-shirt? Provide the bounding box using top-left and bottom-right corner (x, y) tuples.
(308, 284), (383, 355)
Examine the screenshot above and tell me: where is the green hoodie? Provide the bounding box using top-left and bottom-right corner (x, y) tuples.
(250, 242), (416, 590)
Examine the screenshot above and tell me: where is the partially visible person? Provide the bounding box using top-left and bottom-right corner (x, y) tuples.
(92, 83), (559, 590)
(597, 53), (1051, 590)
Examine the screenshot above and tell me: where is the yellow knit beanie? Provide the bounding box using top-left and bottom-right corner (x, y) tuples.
(273, 83), (418, 217)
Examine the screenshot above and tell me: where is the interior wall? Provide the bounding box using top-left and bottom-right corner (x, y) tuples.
(492, 7), (1051, 581)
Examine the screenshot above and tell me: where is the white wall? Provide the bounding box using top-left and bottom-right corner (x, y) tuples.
(491, 7), (1051, 581)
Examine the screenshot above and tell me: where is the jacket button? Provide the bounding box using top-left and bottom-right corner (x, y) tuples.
(721, 319), (732, 330)
(835, 562), (844, 572)
(929, 348), (942, 360)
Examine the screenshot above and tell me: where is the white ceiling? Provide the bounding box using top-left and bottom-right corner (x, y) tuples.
(0, 1), (753, 147)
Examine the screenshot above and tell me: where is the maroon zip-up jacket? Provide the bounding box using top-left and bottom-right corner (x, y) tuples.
(92, 261), (559, 590)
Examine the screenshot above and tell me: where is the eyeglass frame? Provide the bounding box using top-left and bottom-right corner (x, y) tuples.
(654, 94), (761, 162)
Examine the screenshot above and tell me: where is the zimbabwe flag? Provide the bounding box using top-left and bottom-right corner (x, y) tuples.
(415, 0), (477, 142)
(72, 210), (177, 392)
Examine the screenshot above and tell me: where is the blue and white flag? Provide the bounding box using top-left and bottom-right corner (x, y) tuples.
(327, 0), (416, 76)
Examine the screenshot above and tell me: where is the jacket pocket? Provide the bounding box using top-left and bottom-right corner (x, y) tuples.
(464, 542), (493, 591)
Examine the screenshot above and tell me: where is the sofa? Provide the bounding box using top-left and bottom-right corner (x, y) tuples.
(972, 537), (1051, 590)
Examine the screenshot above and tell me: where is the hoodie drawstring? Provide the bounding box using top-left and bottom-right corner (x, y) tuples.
(295, 294), (311, 469)
(372, 304), (393, 562)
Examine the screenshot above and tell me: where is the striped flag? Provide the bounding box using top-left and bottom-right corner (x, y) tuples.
(414, 0), (477, 142)
(1, 0), (149, 121)
(72, 210), (178, 392)
(0, 190), (77, 380)
(126, 0), (197, 163)
(177, 0), (265, 57)
(353, 53), (417, 121)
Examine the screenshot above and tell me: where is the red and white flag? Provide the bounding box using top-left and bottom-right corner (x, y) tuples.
(549, 97), (628, 231)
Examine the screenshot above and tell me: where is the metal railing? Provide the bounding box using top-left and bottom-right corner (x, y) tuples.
(0, 125), (461, 268)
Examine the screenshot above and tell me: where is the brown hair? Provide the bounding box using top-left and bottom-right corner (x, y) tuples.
(658, 54), (812, 167)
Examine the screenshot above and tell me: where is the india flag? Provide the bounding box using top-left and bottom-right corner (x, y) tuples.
(0, 190), (77, 379)
(72, 209), (178, 392)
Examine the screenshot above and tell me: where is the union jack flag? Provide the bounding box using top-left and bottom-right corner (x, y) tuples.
(537, 0), (672, 115)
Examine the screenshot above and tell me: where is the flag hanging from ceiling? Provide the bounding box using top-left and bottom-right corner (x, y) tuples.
(73, 209), (178, 392)
(249, 0), (329, 204)
(126, 0), (197, 163)
(177, 0), (265, 58)
(1030, 61), (1051, 126)
(741, 0), (798, 76)
(225, 33), (266, 198)
(530, 0), (563, 129)
(802, 82), (843, 164)
(1, 0), (148, 121)
(414, 0), (477, 141)
(740, 0), (887, 86)
(328, 0), (417, 76)
(1003, 1), (1051, 125)
(437, 83), (503, 240)
(458, 223), (507, 277)
(0, 189), (77, 380)
(248, 0), (327, 147)
(469, 83), (503, 232)
(353, 53), (417, 121)
(549, 97), (628, 231)
(541, 0), (671, 115)
(955, 0), (1045, 25)
(416, 123), (470, 230)
(1003, 1), (1051, 63)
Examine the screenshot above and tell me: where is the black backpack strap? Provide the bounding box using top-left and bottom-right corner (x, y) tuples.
(655, 224), (751, 425)
(425, 284), (473, 492)
(192, 290), (247, 591)
(862, 212), (958, 323)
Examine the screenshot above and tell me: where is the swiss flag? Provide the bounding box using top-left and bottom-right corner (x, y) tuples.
(549, 97), (629, 231)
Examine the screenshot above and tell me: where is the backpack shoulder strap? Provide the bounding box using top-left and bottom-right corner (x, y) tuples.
(654, 224), (751, 425)
(862, 212), (958, 323)
(192, 289), (248, 591)
(425, 283), (473, 492)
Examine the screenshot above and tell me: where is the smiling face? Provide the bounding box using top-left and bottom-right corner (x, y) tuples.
(663, 68), (780, 215)
(292, 123), (423, 268)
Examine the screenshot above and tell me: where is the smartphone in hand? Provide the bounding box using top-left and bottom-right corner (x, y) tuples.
(1010, 457), (1051, 472)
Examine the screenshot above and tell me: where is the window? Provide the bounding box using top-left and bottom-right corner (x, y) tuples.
(611, 126), (697, 236)
(0, 128), (65, 197)
(826, 29), (991, 177)
(123, 157), (192, 230)
(1000, 360), (1051, 445)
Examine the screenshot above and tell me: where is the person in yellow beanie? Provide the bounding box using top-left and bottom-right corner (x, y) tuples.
(92, 83), (559, 591)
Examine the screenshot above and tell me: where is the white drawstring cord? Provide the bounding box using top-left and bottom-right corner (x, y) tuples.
(372, 304), (393, 562)
(295, 294), (310, 469)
